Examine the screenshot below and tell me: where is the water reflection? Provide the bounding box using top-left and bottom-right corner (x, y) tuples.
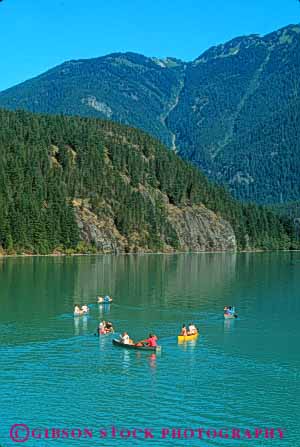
(188, 339), (197, 349)
(98, 303), (111, 318)
(0, 254), (239, 322)
(73, 315), (80, 336)
(82, 315), (89, 333)
(122, 350), (131, 370)
(148, 353), (157, 369)
(97, 333), (108, 351)
(5, 254), (289, 311)
(73, 315), (90, 336)
(223, 318), (236, 333)
(178, 338), (198, 351)
(69, 253), (238, 310)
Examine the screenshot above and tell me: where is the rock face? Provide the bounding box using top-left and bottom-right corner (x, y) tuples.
(166, 204), (237, 252)
(75, 204), (126, 253)
(75, 201), (236, 254)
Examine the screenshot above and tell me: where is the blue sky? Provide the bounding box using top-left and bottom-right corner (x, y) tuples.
(0, 0), (299, 91)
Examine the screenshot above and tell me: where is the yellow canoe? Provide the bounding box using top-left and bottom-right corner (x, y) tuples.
(178, 332), (199, 342)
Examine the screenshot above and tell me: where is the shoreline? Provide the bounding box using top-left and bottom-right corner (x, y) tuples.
(0, 249), (299, 260)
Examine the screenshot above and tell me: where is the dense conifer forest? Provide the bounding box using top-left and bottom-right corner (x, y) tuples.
(0, 109), (297, 254)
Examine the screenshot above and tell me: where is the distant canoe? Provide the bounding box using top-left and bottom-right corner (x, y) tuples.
(178, 332), (199, 342)
(224, 313), (237, 319)
(97, 330), (113, 336)
(112, 338), (161, 352)
(97, 297), (112, 304)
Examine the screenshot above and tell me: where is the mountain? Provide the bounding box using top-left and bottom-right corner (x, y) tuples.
(0, 53), (185, 149)
(170, 25), (300, 204)
(0, 108), (296, 255)
(1, 24), (300, 203)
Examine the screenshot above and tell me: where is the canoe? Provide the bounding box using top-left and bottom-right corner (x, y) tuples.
(112, 338), (161, 352)
(224, 313), (237, 319)
(97, 331), (113, 336)
(97, 297), (112, 304)
(178, 332), (199, 342)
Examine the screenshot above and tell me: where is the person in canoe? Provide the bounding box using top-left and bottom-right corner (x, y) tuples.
(188, 323), (197, 335)
(135, 333), (158, 348)
(97, 320), (106, 335)
(98, 295), (112, 303)
(180, 324), (188, 336)
(105, 321), (114, 333)
(81, 304), (89, 314)
(119, 331), (132, 344)
(74, 305), (83, 316)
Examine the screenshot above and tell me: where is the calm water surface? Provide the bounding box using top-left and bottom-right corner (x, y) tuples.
(0, 253), (299, 447)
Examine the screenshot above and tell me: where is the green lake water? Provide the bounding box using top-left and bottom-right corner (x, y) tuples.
(0, 253), (299, 447)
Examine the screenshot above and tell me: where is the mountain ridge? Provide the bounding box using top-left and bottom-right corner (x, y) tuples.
(1, 23), (300, 203)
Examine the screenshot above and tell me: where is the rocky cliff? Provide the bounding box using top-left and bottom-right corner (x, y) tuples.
(166, 204), (236, 252)
(74, 200), (237, 253)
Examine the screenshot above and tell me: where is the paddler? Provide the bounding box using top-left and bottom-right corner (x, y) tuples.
(74, 305), (82, 315)
(180, 324), (188, 336)
(81, 304), (89, 313)
(135, 333), (157, 347)
(188, 322), (197, 335)
(105, 321), (114, 333)
(120, 331), (131, 344)
(97, 321), (106, 335)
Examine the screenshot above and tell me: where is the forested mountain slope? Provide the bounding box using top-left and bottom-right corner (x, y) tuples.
(170, 24), (300, 203)
(0, 53), (185, 149)
(1, 25), (300, 203)
(0, 109), (296, 254)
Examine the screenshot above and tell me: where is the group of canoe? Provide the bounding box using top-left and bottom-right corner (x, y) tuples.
(111, 308), (237, 350)
(113, 326), (199, 351)
(74, 297), (237, 351)
(111, 324), (199, 352)
(74, 296), (113, 316)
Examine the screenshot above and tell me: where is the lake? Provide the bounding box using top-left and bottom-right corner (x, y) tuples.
(0, 253), (299, 446)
